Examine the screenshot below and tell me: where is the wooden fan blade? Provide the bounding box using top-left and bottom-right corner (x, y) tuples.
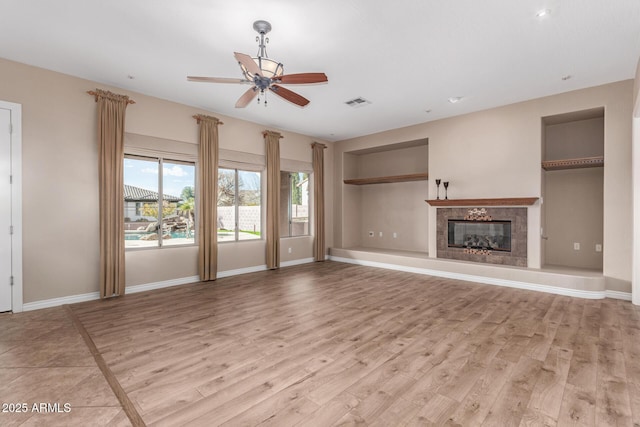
(269, 85), (310, 107)
(187, 76), (250, 84)
(276, 73), (328, 84)
(234, 52), (262, 77)
(235, 87), (258, 108)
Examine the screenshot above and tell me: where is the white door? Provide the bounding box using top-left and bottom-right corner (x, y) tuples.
(0, 108), (11, 312)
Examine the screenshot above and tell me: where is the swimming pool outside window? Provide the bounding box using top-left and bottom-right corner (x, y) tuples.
(124, 155), (196, 248)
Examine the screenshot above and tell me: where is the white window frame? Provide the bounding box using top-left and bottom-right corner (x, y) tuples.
(281, 170), (311, 238)
(124, 154), (197, 250)
(217, 167), (263, 243)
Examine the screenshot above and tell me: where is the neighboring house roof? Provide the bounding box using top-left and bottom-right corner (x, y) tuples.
(124, 185), (181, 202)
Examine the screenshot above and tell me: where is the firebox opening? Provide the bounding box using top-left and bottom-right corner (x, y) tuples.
(447, 220), (512, 252)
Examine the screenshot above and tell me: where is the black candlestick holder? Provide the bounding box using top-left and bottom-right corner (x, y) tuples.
(435, 179), (441, 200)
(443, 181), (449, 199)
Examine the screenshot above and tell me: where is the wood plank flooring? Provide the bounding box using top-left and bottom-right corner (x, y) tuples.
(3, 260), (640, 426)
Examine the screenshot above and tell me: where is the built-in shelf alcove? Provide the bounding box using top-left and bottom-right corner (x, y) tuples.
(342, 138), (429, 253)
(344, 172), (428, 185)
(542, 107), (604, 271)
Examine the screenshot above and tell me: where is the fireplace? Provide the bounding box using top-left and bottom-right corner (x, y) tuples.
(448, 220), (511, 252)
(436, 207), (527, 266)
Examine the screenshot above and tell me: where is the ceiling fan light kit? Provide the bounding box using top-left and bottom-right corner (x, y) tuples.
(187, 20), (328, 108)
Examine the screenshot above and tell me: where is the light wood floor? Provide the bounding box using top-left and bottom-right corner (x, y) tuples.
(3, 261), (640, 426)
(0, 306), (129, 426)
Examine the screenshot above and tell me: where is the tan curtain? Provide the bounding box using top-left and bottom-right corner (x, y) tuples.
(264, 130), (282, 269)
(92, 89), (131, 298)
(195, 114), (222, 281)
(312, 143), (327, 261)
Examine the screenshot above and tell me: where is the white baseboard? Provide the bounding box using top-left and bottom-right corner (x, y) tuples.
(22, 276), (202, 311)
(605, 290), (633, 301)
(22, 291), (101, 311)
(21, 258), (319, 312)
(281, 257), (315, 267)
(126, 275), (201, 294)
(329, 255), (632, 301)
(26, 256), (621, 312)
(216, 258), (315, 278)
(217, 265), (267, 278)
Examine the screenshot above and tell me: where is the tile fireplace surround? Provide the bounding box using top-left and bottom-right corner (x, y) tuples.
(436, 207), (528, 267)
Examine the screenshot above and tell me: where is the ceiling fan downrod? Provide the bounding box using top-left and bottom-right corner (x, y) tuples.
(253, 20), (272, 68)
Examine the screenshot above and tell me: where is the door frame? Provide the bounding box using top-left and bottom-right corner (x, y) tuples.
(0, 100), (22, 313)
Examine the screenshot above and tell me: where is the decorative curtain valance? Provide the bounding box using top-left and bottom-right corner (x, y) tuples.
(89, 89), (133, 298)
(264, 130), (282, 269)
(194, 114), (222, 281)
(312, 142), (327, 261)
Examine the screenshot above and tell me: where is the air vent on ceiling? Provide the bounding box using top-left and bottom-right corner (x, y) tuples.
(345, 97), (371, 108)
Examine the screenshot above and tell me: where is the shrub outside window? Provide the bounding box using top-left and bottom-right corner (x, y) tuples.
(124, 156), (196, 248)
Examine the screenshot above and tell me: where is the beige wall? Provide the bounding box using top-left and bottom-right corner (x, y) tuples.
(342, 145), (429, 252)
(334, 80), (633, 291)
(0, 57), (333, 303)
(543, 168), (604, 269)
(542, 115), (605, 270)
(544, 117), (604, 160)
(360, 181), (428, 252)
(357, 145), (428, 178)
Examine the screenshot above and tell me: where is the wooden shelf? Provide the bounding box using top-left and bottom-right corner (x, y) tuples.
(426, 197), (539, 207)
(542, 156), (604, 171)
(344, 173), (428, 185)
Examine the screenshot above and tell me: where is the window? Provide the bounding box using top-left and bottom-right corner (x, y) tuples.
(280, 171), (310, 237)
(124, 155), (196, 248)
(217, 168), (262, 242)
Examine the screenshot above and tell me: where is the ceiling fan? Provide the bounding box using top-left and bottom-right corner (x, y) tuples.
(187, 20), (328, 108)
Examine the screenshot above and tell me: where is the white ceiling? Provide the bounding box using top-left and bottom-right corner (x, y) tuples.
(1, 1), (639, 142)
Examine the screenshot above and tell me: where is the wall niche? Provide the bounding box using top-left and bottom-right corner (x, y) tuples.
(541, 107), (604, 270)
(342, 139), (428, 253)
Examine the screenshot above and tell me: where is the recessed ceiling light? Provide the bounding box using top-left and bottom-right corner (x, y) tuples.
(127, 75), (135, 80)
(448, 97), (462, 104)
(536, 9), (550, 18)
(561, 74), (572, 81)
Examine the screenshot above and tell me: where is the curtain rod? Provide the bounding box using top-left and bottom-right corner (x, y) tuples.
(193, 114), (224, 125)
(86, 90), (136, 104)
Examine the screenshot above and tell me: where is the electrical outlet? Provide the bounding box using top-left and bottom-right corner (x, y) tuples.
(393, 232), (397, 238)
(379, 232), (383, 237)
(573, 242), (580, 250)
(368, 231), (374, 237)
(595, 244), (602, 252)
(288, 247), (292, 254)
